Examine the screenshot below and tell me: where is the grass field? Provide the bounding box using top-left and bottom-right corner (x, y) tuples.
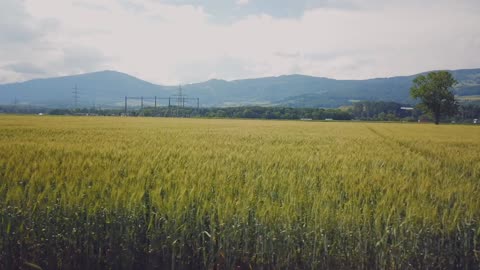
(1, 115), (479, 269)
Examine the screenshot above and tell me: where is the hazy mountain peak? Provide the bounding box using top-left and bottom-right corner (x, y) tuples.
(204, 78), (228, 83)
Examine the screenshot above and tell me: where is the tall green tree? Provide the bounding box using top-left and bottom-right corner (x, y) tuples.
(410, 71), (458, 124)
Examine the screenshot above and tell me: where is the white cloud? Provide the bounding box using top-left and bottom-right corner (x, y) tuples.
(0, 0), (479, 84)
(236, 0), (250, 6)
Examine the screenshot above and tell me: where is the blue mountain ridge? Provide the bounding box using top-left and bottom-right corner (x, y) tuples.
(1, 69), (479, 108)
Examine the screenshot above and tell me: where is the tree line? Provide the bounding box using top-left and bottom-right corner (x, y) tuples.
(137, 106), (352, 120)
(1, 102), (479, 123)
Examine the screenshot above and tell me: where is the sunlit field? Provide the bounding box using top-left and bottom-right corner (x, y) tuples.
(1, 115), (479, 269)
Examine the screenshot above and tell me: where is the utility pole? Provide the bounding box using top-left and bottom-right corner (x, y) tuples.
(124, 96), (128, 115)
(12, 97), (18, 113)
(177, 85), (183, 108)
(72, 84), (80, 109)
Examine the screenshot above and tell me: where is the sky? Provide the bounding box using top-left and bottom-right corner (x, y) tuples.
(0, 0), (479, 85)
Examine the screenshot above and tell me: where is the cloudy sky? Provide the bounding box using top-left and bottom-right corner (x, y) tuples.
(0, 0), (479, 85)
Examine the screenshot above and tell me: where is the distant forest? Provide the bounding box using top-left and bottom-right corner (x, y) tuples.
(1, 101), (479, 123)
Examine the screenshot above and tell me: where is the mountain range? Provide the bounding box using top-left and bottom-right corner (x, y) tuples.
(1, 68), (479, 108)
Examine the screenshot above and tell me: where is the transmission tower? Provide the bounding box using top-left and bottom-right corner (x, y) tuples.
(172, 85), (187, 117)
(72, 84), (80, 109)
(176, 85), (186, 107)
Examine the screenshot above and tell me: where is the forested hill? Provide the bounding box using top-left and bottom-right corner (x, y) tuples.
(0, 71), (172, 107)
(185, 68), (480, 107)
(1, 68), (479, 108)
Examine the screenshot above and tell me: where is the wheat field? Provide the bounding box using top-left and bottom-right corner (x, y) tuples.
(0, 115), (479, 269)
